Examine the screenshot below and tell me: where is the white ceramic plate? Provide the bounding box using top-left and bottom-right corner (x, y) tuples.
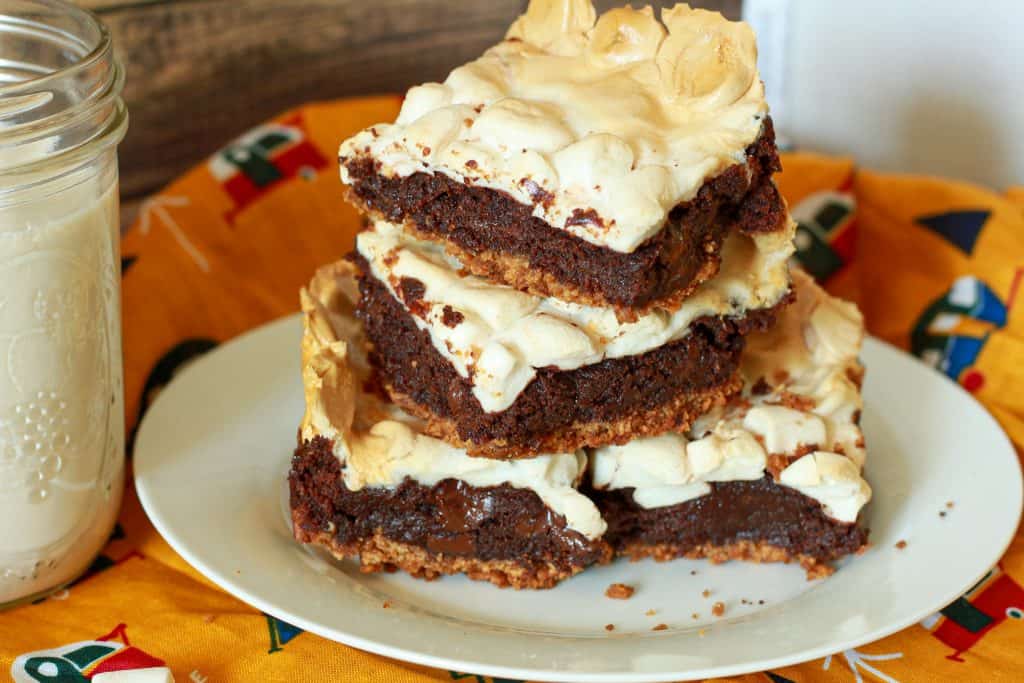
(135, 315), (1022, 682)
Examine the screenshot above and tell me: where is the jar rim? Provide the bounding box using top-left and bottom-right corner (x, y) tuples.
(0, 0), (127, 175)
(0, 0), (111, 99)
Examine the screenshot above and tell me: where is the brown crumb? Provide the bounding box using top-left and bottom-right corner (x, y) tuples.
(940, 511), (947, 518)
(895, 540), (908, 550)
(701, 589), (711, 598)
(652, 623), (668, 631)
(606, 583), (635, 600)
(758, 600), (765, 605)
(741, 599), (750, 605)
(730, 396), (753, 412)
(946, 501), (955, 509)
(690, 570), (698, 576)
(604, 623), (615, 632)
(382, 600), (392, 609)
(440, 305), (464, 328)
(691, 612), (699, 620)
(770, 390), (816, 411)
(766, 453), (794, 479)
(645, 609), (657, 617)
(202, 614), (216, 624)
(712, 602), (725, 617)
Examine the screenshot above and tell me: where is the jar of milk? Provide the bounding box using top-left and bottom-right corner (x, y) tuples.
(0, 0), (128, 607)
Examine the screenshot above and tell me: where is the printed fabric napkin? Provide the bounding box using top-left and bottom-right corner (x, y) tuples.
(2, 96), (1023, 683)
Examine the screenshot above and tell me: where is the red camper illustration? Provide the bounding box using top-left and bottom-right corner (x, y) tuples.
(920, 565), (1024, 661)
(208, 114), (328, 223)
(11, 624), (167, 682)
(790, 187), (857, 282)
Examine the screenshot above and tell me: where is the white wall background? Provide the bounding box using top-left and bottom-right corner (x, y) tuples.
(745, 0), (1024, 190)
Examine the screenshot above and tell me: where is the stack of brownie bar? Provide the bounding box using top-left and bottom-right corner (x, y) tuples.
(288, 0), (872, 588)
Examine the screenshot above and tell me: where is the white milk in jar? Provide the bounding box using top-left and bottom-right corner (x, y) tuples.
(0, 0), (128, 607)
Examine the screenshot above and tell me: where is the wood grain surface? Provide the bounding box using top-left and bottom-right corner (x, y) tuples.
(75, 0), (740, 215)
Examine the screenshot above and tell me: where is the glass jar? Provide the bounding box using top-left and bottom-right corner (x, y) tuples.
(0, 0), (128, 607)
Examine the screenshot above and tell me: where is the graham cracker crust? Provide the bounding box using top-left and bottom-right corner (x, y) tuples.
(350, 208), (740, 322)
(386, 374), (742, 459)
(619, 539), (840, 580)
(296, 525), (611, 590)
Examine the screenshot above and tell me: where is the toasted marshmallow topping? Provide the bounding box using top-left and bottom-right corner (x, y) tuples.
(592, 427), (766, 508)
(299, 261), (606, 540)
(591, 270), (871, 523)
(356, 219), (793, 413)
(778, 451), (870, 525)
(339, 0), (768, 253)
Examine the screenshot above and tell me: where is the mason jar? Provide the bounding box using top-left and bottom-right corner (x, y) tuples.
(0, 0), (128, 607)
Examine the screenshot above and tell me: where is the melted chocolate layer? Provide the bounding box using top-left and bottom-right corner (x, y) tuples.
(289, 436), (609, 570)
(594, 476), (868, 562)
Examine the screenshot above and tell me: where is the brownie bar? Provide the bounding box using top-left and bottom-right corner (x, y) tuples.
(593, 476), (868, 579)
(355, 254), (784, 458)
(342, 119), (784, 316)
(289, 436), (612, 589)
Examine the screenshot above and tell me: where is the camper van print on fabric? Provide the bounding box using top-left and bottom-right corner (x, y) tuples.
(208, 113), (328, 224)
(911, 274), (1021, 393)
(10, 624), (169, 682)
(920, 565), (1024, 662)
(791, 184), (857, 282)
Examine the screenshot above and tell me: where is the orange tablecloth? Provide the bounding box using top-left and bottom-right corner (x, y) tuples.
(4, 96), (1024, 682)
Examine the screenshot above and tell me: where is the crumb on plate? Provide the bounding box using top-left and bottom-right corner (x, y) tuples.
(606, 583), (635, 600)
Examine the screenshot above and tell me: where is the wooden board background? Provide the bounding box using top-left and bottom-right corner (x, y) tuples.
(75, 0), (740, 224)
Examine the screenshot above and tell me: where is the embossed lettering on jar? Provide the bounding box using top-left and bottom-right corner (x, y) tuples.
(0, 0), (128, 607)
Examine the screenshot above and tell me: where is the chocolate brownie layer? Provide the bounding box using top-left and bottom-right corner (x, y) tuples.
(342, 120), (784, 315)
(355, 256), (784, 458)
(289, 436), (611, 589)
(593, 476), (868, 578)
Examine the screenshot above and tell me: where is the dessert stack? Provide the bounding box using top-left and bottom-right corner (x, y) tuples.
(288, 0), (872, 588)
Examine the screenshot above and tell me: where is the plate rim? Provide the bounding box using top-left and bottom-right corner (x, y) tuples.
(134, 313), (1024, 683)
